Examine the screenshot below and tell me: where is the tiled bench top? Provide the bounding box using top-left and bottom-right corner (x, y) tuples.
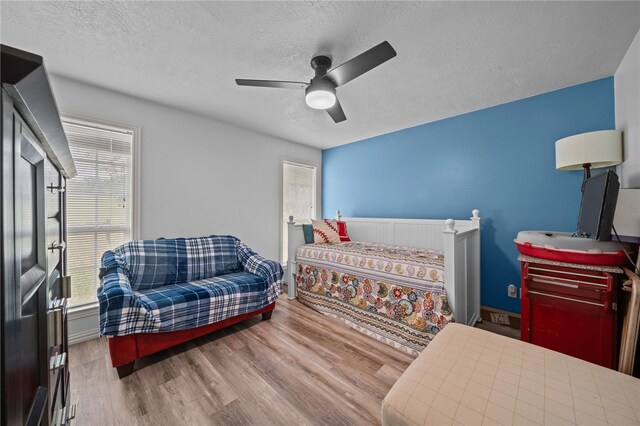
(381, 323), (640, 426)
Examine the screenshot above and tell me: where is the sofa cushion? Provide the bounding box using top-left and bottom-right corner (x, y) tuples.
(134, 271), (269, 331)
(113, 235), (241, 291)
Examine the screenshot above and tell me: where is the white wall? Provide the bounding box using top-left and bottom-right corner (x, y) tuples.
(615, 30), (640, 188)
(52, 75), (321, 342)
(52, 75), (321, 258)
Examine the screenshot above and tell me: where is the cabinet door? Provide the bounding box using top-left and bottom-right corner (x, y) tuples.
(2, 104), (50, 425)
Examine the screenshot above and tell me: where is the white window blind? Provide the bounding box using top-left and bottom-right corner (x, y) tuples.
(63, 119), (135, 307)
(282, 162), (316, 264)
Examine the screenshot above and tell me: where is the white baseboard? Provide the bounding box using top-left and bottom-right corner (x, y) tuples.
(69, 327), (100, 345)
(68, 304), (100, 345)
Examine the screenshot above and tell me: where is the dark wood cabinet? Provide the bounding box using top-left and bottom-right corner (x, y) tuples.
(2, 45), (77, 426)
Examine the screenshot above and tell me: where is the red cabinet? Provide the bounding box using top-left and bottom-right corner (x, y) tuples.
(520, 255), (621, 369)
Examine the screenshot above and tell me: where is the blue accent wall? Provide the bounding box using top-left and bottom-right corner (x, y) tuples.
(322, 77), (615, 313)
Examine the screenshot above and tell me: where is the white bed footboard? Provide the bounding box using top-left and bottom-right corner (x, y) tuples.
(286, 210), (481, 326)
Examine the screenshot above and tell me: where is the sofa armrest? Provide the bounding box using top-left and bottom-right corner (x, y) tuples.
(98, 251), (148, 336)
(97, 269), (143, 336)
(236, 241), (284, 287)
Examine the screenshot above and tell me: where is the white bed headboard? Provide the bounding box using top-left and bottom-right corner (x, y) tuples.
(338, 210), (479, 251)
(286, 210), (481, 326)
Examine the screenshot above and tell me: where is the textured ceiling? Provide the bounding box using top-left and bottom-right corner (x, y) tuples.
(1, 1), (639, 149)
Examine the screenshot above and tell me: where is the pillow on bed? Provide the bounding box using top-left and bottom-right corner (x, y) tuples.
(302, 224), (314, 244)
(337, 220), (351, 242)
(312, 219), (341, 244)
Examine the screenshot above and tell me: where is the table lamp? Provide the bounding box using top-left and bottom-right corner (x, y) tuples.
(555, 130), (623, 189)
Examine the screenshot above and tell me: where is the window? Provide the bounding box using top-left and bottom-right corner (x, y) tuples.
(282, 161), (317, 265)
(62, 117), (138, 308)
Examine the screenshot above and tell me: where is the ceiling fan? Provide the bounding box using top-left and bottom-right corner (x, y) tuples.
(235, 41), (396, 123)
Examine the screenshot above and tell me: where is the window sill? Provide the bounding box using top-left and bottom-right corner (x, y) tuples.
(68, 302), (99, 317)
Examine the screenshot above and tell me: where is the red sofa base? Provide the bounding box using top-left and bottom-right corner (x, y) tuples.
(108, 302), (276, 378)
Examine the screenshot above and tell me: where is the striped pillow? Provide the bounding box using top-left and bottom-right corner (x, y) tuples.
(337, 220), (351, 242)
(312, 219), (341, 244)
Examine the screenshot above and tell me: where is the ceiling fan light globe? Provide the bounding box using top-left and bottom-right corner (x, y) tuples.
(305, 89), (336, 110)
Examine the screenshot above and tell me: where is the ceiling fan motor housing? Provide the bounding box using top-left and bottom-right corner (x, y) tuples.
(306, 77), (335, 95)
(310, 55), (332, 76)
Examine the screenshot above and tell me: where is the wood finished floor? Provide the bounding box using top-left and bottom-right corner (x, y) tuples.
(475, 320), (521, 340)
(69, 297), (416, 426)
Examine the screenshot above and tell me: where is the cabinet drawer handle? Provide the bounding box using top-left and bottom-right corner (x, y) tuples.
(49, 241), (66, 252)
(67, 404), (76, 421)
(48, 298), (66, 347)
(49, 298), (67, 312)
(529, 276), (579, 289)
(47, 183), (65, 193)
(53, 403), (76, 425)
(528, 290), (604, 307)
(59, 276), (72, 298)
(49, 352), (67, 371)
(47, 309), (63, 347)
(528, 272), (606, 288)
(528, 266), (608, 281)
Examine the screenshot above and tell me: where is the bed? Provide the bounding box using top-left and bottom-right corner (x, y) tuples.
(286, 210), (481, 355)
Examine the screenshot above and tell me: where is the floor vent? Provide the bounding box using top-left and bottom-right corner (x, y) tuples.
(489, 313), (510, 325)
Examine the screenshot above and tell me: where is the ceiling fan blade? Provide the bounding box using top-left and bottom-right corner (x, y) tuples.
(326, 98), (346, 123)
(324, 41), (396, 87)
(235, 79), (308, 89)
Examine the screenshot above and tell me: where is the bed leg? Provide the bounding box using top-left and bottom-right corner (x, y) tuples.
(262, 310), (273, 320)
(116, 362), (135, 379)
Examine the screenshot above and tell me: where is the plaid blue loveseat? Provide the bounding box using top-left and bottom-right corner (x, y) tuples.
(97, 235), (283, 336)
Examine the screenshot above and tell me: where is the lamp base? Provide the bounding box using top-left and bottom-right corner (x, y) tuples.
(581, 163), (592, 192)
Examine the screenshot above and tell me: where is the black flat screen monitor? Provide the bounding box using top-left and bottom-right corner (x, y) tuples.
(576, 170), (619, 241)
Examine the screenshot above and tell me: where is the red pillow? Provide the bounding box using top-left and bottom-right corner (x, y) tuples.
(337, 220), (350, 242)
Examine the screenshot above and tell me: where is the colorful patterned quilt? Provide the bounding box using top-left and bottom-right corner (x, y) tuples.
(295, 241), (452, 355)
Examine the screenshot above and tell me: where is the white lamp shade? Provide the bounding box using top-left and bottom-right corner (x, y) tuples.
(555, 130), (622, 170)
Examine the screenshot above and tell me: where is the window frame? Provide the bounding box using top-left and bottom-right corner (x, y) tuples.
(280, 159), (320, 268)
(61, 113), (140, 311)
